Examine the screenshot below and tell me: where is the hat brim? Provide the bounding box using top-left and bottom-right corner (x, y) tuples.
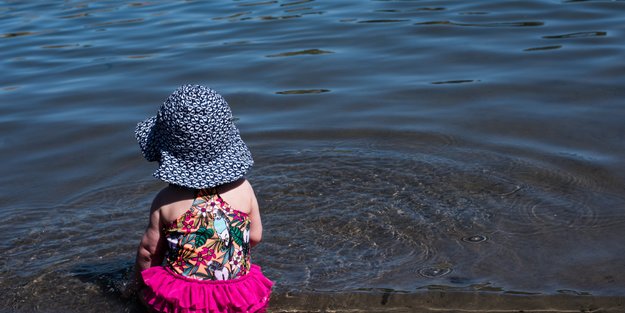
(153, 131), (254, 189)
(135, 116), (160, 162)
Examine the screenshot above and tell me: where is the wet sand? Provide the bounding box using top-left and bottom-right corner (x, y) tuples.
(271, 291), (625, 313)
(4, 284), (624, 313)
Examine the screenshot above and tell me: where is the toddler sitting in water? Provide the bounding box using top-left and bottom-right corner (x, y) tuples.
(128, 85), (273, 312)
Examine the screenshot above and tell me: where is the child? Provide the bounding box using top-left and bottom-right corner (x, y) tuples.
(129, 85), (273, 312)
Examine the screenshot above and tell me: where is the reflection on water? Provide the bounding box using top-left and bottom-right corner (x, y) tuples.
(1, 0), (625, 312)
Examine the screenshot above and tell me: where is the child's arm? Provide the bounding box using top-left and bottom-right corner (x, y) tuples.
(248, 187), (263, 247)
(124, 202), (167, 297)
(136, 204), (167, 271)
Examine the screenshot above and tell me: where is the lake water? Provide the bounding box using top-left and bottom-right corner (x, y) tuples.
(1, 0), (625, 312)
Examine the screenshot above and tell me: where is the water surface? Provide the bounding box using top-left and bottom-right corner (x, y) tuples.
(1, 0), (625, 312)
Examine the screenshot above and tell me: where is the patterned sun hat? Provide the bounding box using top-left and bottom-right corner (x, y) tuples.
(135, 84), (253, 189)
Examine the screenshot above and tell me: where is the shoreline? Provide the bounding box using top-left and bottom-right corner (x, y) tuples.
(2, 271), (624, 312)
(269, 290), (625, 313)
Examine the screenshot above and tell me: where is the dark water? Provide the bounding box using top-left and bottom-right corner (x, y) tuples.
(2, 0), (625, 312)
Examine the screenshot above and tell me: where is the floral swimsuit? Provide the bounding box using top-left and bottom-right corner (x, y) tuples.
(163, 188), (251, 280)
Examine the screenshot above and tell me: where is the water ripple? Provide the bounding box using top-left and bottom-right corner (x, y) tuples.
(431, 79), (480, 85)
(543, 31), (607, 39)
(2, 0), (625, 308)
(211, 11), (252, 21)
(461, 235), (488, 243)
(238, 1), (278, 7)
(281, 0), (314, 7)
(266, 49), (334, 57)
(358, 19), (410, 23)
(418, 266), (453, 278)
(275, 89), (330, 94)
(1, 31), (37, 38)
(415, 20), (544, 27)
(524, 45), (563, 52)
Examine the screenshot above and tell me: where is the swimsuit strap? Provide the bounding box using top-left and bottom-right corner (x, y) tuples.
(196, 187), (217, 199)
(199, 187), (230, 205)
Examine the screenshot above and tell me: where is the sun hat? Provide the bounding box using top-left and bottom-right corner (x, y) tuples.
(135, 84), (253, 189)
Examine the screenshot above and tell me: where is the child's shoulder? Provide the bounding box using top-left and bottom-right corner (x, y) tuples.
(151, 185), (197, 224)
(216, 177), (254, 194)
(152, 185), (196, 207)
(216, 178), (257, 214)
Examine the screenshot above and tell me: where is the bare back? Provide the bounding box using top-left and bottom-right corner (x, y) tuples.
(151, 178), (263, 247)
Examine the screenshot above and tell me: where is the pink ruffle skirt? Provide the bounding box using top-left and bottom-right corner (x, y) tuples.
(141, 264), (273, 313)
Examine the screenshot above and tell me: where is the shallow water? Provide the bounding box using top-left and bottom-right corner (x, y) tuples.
(1, 0), (625, 312)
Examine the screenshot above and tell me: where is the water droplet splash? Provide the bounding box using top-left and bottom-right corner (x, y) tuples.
(462, 235), (488, 243)
(418, 266), (453, 278)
